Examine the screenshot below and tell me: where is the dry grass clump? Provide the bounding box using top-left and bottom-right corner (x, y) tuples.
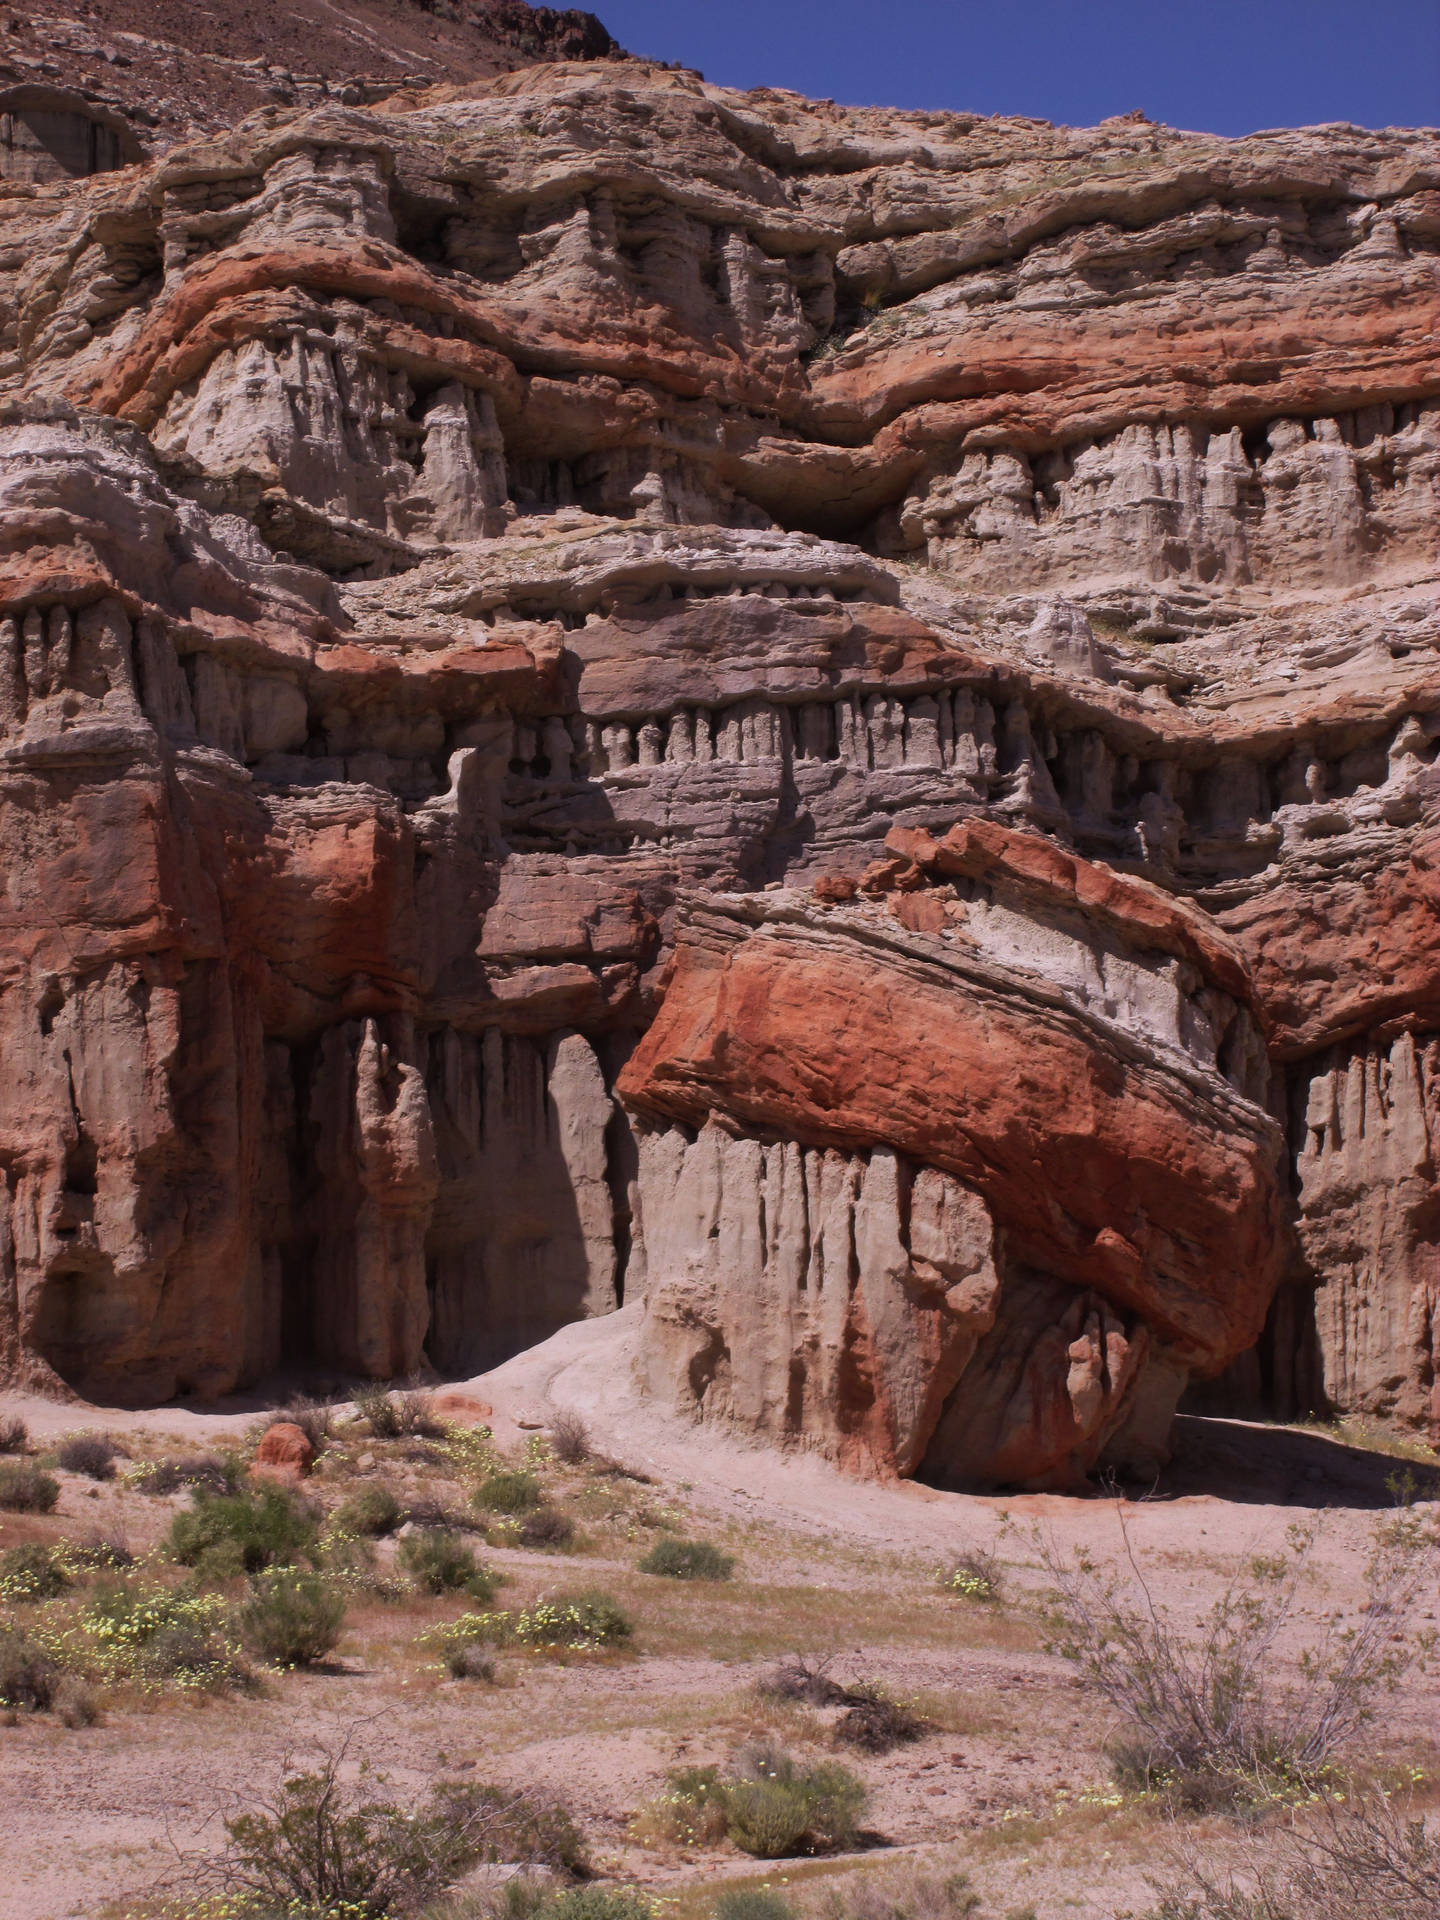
(275, 1392), (339, 1455)
(754, 1659), (931, 1754)
(519, 1506), (576, 1550)
(941, 1548), (1004, 1604)
(355, 1382), (442, 1440)
(55, 1433), (122, 1480)
(811, 1867), (1004, 1920)
(549, 1409), (591, 1465)
(203, 1742), (586, 1917)
(0, 1415), (27, 1454)
(1041, 1504), (1437, 1812)
(133, 1453), (240, 1496)
(831, 1682), (930, 1754)
(1147, 1795), (1440, 1919)
(0, 1625), (58, 1711)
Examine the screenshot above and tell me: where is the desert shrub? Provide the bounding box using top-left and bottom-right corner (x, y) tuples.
(355, 1385), (406, 1438)
(399, 1528), (492, 1598)
(54, 1676), (100, 1728)
(80, 1581), (248, 1691)
(0, 1415), (26, 1454)
(355, 1383), (440, 1441)
(167, 1483), (318, 1577)
(519, 1506), (575, 1550)
(1041, 1506), (1438, 1810)
(756, 1657), (846, 1706)
(458, 1590), (632, 1655)
(753, 1661), (930, 1754)
(240, 1569), (346, 1668)
(549, 1410), (591, 1466)
(641, 1749), (866, 1859)
(942, 1549), (1003, 1605)
(335, 1483), (402, 1537)
(277, 1394), (334, 1455)
(214, 1751), (585, 1917)
(0, 1459), (59, 1512)
(0, 1626), (57, 1710)
(631, 1765), (732, 1850)
(476, 1469), (544, 1515)
(1145, 1795), (1440, 1919)
(55, 1434), (121, 1480)
(813, 1869), (987, 1920)
(444, 1641), (498, 1682)
(638, 1537), (735, 1582)
(716, 1892), (795, 1920)
(134, 1453), (240, 1496)
(509, 1890), (654, 1920)
(832, 1683), (931, 1754)
(0, 1542), (72, 1602)
(721, 1748), (867, 1859)
(66, 1533), (135, 1571)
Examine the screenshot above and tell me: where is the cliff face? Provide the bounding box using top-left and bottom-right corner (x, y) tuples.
(0, 53), (1437, 1482)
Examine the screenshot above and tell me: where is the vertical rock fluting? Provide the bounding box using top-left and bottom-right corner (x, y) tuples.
(0, 61), (1436, 1471)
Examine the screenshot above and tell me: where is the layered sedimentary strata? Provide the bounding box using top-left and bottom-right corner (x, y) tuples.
(620, 829), (1282, 1486)
(0, 49), (1436, 1474)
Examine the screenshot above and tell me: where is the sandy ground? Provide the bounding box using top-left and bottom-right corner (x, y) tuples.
(1, 1305), (1437, 1920)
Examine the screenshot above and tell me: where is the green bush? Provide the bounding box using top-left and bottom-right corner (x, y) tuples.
(398, 1528), (492, 1597)
(0, 1626), (57, 1710)
(511, 1889), (654, 1920)
(721, 1750), (867, 1859)
(476, 1469), (544, 1515)
(167, 1483), (318, 1576)
(0, 1460), (59, 1512)
(240, 1570), (346, 1668)
(716, 1892), (795, 1920)
(334, 1483), (402, 1537)
(638, 1537), (735, 1582)
(0, 1542), (72, 1602)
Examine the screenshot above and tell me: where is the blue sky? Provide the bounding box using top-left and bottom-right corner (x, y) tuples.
(592, 1), (1440, 137)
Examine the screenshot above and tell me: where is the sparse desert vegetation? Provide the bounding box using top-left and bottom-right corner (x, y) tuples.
(0, 1396), (1434, 1920)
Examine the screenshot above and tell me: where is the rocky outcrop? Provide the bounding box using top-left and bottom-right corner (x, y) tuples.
(0, 56), (1436, 1474)
(619, 830), (1281, 1486)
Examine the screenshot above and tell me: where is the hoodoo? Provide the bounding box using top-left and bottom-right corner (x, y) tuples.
(0, 37), (1437, 1482)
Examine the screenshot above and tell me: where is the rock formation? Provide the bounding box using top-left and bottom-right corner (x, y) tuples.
(0, 32), (1436, 1481)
